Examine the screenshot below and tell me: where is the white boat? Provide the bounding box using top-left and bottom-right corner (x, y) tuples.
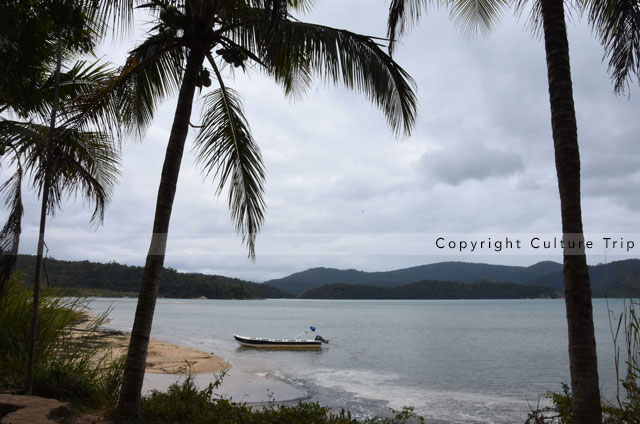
(233, 326), (329, 349)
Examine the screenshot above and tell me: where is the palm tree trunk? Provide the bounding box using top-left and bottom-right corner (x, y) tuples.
(25, 28), (63, 395)
(115, 47), (205, 418)
(540, 1), (602, 422)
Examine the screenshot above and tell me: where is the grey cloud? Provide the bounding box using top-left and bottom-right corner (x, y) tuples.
(6, 1), (640, 281)
(418, 144), (525, 185)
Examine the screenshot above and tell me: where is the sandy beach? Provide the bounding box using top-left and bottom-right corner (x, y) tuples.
(95, 330), (231, 375)
(79, 320), (307, 404)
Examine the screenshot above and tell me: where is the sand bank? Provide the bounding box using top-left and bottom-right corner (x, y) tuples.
(96, 330), (230, 374)
(76, 312), (229, 374)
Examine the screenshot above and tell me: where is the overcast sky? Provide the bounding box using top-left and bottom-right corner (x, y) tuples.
(6, 1), (640, 282)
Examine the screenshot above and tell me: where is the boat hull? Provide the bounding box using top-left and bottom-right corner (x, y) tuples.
(233, 334), (322, 349)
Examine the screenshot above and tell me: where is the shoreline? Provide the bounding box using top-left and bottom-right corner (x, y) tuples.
(84, 320), (308, 404)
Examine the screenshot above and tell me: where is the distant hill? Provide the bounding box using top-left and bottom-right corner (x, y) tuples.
(525, 259), (640, 297)
(264, 261), (564, 294)
(299, 280), (559, 300)
(13, 255), (640, 299)
(265, 259), (640, 297)
(14, 255), (292, 299)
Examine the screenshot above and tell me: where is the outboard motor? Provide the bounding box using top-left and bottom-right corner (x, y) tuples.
(315, 335), (329, 344)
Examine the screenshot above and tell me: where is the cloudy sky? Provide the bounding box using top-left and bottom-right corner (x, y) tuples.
(7, 1), (640, 282)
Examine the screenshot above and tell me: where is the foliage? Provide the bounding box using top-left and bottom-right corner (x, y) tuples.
(141, 375), (424, 424)
(0, 274), (125, 409)
(14, 254), (293, 299)
(0, 0), (102, 115)
(299, 280), (558, 300)
(527, 300), (640, 423)
(526, 384), (574, 424)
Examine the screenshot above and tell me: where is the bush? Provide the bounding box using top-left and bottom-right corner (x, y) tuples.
(0, 274), (125, 410)
(527, 300), (640, 423)
(141, 375), (424, 424)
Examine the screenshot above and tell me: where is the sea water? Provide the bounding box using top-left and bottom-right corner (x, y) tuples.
(87, 298), (624, 424)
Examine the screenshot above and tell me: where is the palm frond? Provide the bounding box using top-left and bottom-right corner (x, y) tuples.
(195, 59), (266, 258)
(388, 0), (434, 54)
(1, 120), (120, 224)
(582, 0), (640, 94)
(94, 0), (137, 37)
(68, 35), (185, 139)
(30, 60), (119, 125)
(448, 0), (510, 38)
(225, 15), (312, 100)
(271, 20), (418, 137)
(513, 0), (543, 40)
(0, 120), (45, 157)
(43, 128), (121, 224)
(287, 0), (316, 13)
(0, 166), (23, 296)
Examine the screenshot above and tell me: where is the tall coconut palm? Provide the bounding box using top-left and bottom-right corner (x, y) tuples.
(0, 67), (122, 394)
(387, 1), (640, 423)
(0, 0), (123, 394)
(101, 0), (417, 416)
(0, 59), (119, 294)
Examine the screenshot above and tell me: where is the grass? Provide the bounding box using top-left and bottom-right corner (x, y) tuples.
(0, 274), (125, 411)
(527, 300), (640, 423)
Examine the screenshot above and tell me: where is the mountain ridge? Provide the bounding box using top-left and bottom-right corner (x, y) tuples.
(264, 261), (565, 294)
(265, 259), (640, 297)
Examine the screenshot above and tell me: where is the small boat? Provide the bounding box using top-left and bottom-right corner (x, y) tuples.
(233, 326), (329, 349)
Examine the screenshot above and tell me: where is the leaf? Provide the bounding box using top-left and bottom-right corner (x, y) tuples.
(0, 166), (23, 295)
(194, 63), (266, 258)
(270, 19), (418, 136)
(582, 0), (640, 94)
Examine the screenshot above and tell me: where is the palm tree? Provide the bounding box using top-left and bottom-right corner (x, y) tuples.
(0, 0), (123, 394)
(0, 59), (119, 293)
(0, 75), (122, 395)
(102, 0), (417, 417)
(387, 1), (640, 423)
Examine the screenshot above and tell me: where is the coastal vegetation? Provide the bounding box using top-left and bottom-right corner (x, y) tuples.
(0, 275), (124, 410)
(527, 300), (640, 423)
(141, 376), (424, 424)
(0, 0), (125, 394)
(14, 255), (292, 299)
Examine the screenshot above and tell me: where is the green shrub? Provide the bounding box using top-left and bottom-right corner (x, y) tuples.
(528, 300), (640, 423)
(0, 274), (124, 410)
(140, 375), (424, 424)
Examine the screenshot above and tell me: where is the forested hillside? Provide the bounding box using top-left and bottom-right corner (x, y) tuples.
(299, 280), (559, 299)
(265, 261), (564, 294)
(14, 255), (292, 299)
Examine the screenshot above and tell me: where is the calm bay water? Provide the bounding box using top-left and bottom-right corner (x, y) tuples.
(87, 298), (623, 424)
